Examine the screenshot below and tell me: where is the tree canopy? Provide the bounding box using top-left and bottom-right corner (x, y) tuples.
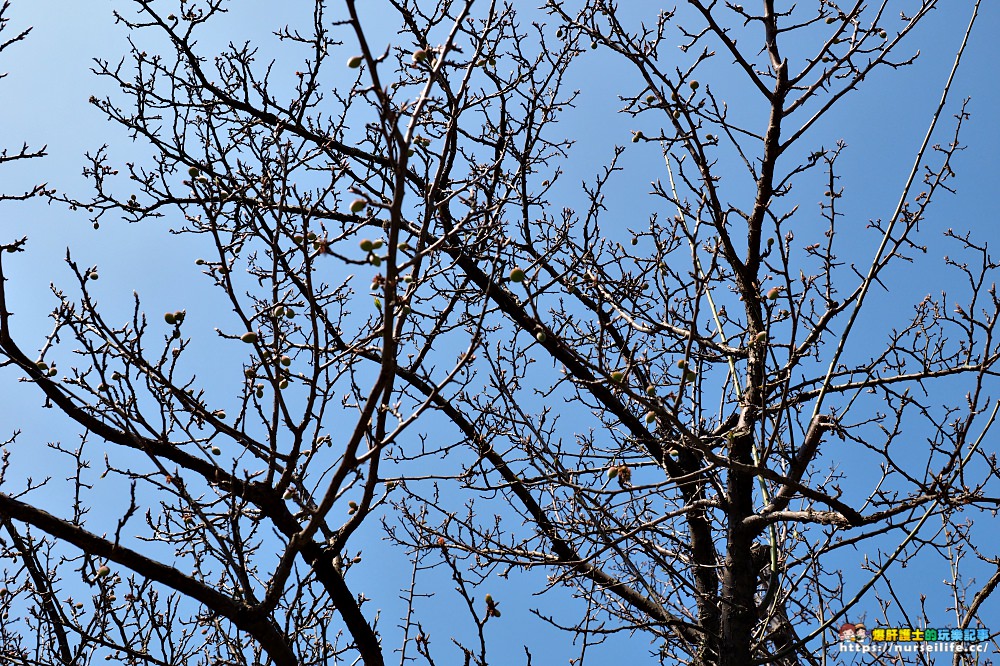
(1, 1), (998, 665)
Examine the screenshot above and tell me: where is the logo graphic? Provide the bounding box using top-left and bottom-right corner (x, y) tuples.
(837, 620), (990, 653)
(838, 622), (868, 643)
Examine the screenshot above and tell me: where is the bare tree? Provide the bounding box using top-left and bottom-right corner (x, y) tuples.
(1, 0), (998, 665)
(0, 1), (46, 206)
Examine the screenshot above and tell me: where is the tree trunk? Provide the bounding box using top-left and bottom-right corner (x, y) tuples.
(719, 430), (759, 666)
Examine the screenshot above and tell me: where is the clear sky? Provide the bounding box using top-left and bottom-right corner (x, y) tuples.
(1, 1), (999, 663)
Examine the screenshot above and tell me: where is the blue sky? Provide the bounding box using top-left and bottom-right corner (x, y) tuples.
(2, 1), (1000, 663)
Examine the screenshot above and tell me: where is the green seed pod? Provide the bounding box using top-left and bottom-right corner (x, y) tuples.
(213, 410), (226, 420)
(188, 167), (199, 177)
(360, 239), (374, 252)
(536, 330), (547, 343)
(646, 411), (656, 424)
(97, 565), (111, 578)
(607, 467), (618, 479)
(35, 361), (47, 371)
(610, 371), (624, 384)
(278, 378), (289, 390)
(164, 312), (176, 325)
(281, 355), (292, 367)
(509, 267), (526, 283)
(347, 55), (364, 69)
(240, 332), (258, 344)
(350, 198), (368, 213)
(211, 446), (221, 456)
(689, 80), (699, 90)
(646, 385), (656, 396)
(646, 94), (656, 104)
(88, 272), (99, 280)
